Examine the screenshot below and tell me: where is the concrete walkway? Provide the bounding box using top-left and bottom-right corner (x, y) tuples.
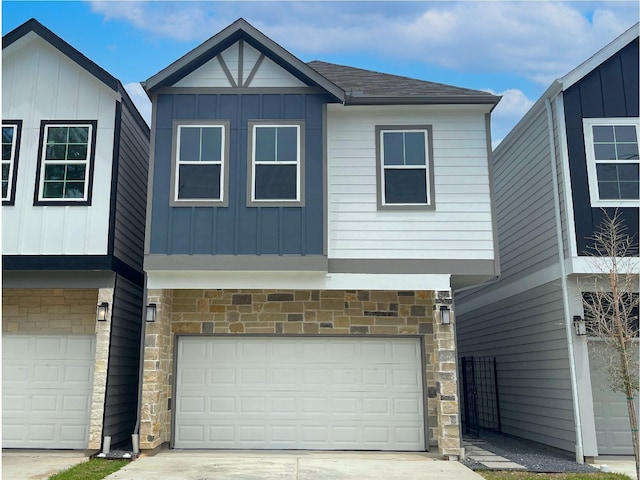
(593, 458), (638, 479)
(2, 450), (89, 480)
(464, 439), (526, 470)
(104, 450), (486, 480)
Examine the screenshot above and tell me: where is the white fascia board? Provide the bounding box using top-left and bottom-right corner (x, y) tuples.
(561, 23), (639, 90)
(565, 256), (640, 276)
(146, 271), (451, 291)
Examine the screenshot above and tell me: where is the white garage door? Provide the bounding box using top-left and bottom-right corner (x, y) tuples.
(2, 334), (96, 449)
(175, 336), (426, 450)
(589, 342), (639, 455)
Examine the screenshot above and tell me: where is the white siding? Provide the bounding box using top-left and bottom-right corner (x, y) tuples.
(2, 36), (117, 255)
(327, 104), (495, 261)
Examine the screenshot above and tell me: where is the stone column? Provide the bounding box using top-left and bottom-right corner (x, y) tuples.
(433, 289), (461, 459)
(140, 289), (173, 450)
(89, 287), (114, 450)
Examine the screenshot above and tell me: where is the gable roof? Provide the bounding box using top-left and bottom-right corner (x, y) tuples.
(145, 18), (500, 107)
(143, 18), (344, 101)
(560, 22), (639, 90)
(3, 18), (120, 92)
(307, 60), (500, 106)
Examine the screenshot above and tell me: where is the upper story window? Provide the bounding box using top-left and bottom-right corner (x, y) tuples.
(584, 118), (639, 207)
(34, 120), (97, 206)
(248, 121), (304, 206)
(376, 125), (434, 210)
(2, 120), (21, 206)
(171, 122), (229, 207)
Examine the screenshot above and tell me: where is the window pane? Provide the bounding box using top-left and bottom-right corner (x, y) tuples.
(2, 181), (7, 199)
(383, 132), (404, 165)
(276, 127), (298, 162)
(404, 132), (426, 166)
(617, 143), (639, 160)
(598, 181), (619, 199)
(43, 182), (64, 198)
(255, 164), (297, 200)
(255, 127), (276, 162)
(2, 144), (12, 161)
(593, 126), (614, 142)
(2, 163), (9, 181)
(384, 168), (427, 204)
(617, 163), (639, 179)
(596, 164), (618, 181)
(3, 127), (13, 143)
(46, 144), (67, 160)
(178, 164), (221, 199)
(615, 125), (637, 143)
(66, 164), (86, 180)
(594, 144), (616, 160)
(68, 127), (89, 144)
(47, 127), (68, 143)
(67, 144), (88, 160)
(64, 182), (85, 199)
(44, 164), (65, 181)
(200, 127), (222, 162)
(619, 181), (640, 199)
(179, 128), (201, 161)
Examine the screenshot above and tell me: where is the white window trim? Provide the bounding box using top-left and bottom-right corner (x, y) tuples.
(583, 117), (639, 207)
(172, 122), (229, 206)
(376, 125), (435, 210)
(2, 122), (20, 204)
(36, 122), (95, 204)
(247, 121), (304, 206)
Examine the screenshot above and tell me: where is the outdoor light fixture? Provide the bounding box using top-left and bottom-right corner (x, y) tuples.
(440, 305), (451, 325)
(146, 304), (157, 323)
(573, 316), (587, 336)
(96, 302), (109, 322)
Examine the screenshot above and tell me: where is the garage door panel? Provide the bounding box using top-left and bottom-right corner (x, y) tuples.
(2, 334), (95, 449)
(175, 337), (425, 450)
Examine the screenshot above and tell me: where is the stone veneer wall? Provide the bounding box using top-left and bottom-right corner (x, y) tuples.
(141, 289), (461, 457)
(1, 288), (113, 450)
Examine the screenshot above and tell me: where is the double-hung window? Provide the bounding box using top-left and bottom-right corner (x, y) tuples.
(248, 121), (304, 205)
(376, 125), (434, 209)
(2, 120), (21, 205)
(35, 121), (96, 205)
(584, 118), (639, 206)
(172, 122), (229, 206)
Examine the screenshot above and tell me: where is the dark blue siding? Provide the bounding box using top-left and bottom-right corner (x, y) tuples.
(149, 92), (328, 256)
(563, 38), (639, 255)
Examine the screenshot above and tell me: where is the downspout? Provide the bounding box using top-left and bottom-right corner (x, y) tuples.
(545, 97), (584, 463)
(132, 274), (148, 454)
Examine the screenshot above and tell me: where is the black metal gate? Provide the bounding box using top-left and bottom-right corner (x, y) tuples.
(460, 356), (501, 436)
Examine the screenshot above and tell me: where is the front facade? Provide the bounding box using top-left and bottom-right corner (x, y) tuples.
(456, 24), (639, 459)
(140, 19), (500, 457)
(2, 20), (150, 450)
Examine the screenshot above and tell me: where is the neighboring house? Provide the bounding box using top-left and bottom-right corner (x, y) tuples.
(2, 19), (150, 450)
(139, 18), (500, 457)
(456, 24), (639, 460)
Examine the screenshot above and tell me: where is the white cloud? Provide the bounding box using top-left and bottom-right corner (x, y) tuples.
(485, 88), (536, 147)
(123, 82), (151, 126)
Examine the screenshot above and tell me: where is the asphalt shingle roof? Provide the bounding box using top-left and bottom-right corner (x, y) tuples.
(307, 60), (498, 103)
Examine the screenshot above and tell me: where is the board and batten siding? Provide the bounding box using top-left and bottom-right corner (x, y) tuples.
(112, 98), (150, 272)
(456, 281), (575, 452)
(2, 37), (117, 255)
(326, 105), (494, 261)
(102, 274), (144, 446)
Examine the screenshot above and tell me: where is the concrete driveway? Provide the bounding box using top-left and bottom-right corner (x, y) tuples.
(104, 450), (486, 480)
(2, 450), (89, 480)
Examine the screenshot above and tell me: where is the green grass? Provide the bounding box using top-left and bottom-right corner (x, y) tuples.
(48, 458), (129, 480)
(477, 472), (632, 480)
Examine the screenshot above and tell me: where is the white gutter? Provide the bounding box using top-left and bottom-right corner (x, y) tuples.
(545, 98), (584, 463)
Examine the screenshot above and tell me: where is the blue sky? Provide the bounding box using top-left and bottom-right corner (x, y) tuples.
(3, 1), (639, 143)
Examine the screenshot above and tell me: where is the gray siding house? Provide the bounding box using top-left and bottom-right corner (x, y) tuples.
(139, 18), (501, 457)
(2, 19), (150, 450)
(456, 23), (639, 460)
